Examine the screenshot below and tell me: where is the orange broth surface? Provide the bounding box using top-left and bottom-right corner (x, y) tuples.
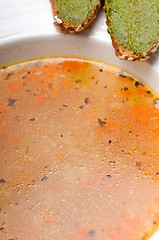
(0, 58), (159, 240)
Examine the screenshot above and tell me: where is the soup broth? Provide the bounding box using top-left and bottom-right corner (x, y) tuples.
(0, 58), (159, 240)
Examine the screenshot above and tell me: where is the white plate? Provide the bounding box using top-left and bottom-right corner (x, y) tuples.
(0, 1), (159, 239)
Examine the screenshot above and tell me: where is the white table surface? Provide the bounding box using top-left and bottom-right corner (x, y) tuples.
(0, 0), (110, 44)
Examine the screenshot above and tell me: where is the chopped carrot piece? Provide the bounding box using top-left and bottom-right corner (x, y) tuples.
(107, 215), (141, 240)
(52, 184), (62, 191)
(136, 87), (146, 95)
(61, 78), (75, 90)
(9, 134), (20, 145)
(8, 81), (22, 91)
(117, 89), (131, 100)
(78, 180), (88, 186)
(50, 88), (59, 98)
(0, 104), (4, 122)
(34, 92), (45, 104)
(44, 64), (58, 83)
(54, 152), (66, 159)
(61, 61), (81, 72)
(61, 61), (89, 72)
(42, 212), (54, 225)
(66, 235), (77, 240)
(1, 124), (10, 137)
(131, 102), (151, 124)
(131, 102), (159, 126)
(0, 103), (3, 112)
(77, 227), (87, 237)
(153, 127), (159, 136)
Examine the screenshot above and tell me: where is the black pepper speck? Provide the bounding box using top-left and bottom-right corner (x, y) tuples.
(8, 238), (18, 240)
(108, 161), (116, 165)
(75, 80), (81, 84)
(119, 71), (126, 78)
(154, 99), (159, 108)
(135, 81), (143, 87)
(121, 86), (128, 91)
(84, 97), (89, 105)
(79, 105), (83, 109)
(48, 83), (52, 89)
(97, 118), (106, 127)
(8, 98), (17, 107)
(29, 118), (35, 121)
(136, 162), (142, 169)
(4, 72), (11, 80)
(41, 176), (47, 181)
(0, 179), (6, 184)
(88, 229), (95, 237)
(106, 175), (112, 178)
(96, 80), (99, 84)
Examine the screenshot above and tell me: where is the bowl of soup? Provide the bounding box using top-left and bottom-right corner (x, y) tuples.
(0, 1), (159, 240)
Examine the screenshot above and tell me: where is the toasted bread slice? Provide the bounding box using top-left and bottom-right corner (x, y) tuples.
(50, 0), (101, 33)
(105, 0), (159, 61)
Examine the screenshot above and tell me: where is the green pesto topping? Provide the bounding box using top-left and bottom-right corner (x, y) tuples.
(106, 0), (159, 54)
(55, 0), (100, 26)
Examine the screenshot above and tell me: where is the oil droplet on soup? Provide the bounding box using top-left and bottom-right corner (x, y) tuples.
(0, 58), (159, 240)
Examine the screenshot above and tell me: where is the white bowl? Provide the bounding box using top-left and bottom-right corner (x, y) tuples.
(1, 34), (159, 93)
(0, 3), (159, 239)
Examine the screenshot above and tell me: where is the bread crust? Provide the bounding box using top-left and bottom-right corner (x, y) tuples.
(105, 1), (159, 61)
(50, 0), (101, 33)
